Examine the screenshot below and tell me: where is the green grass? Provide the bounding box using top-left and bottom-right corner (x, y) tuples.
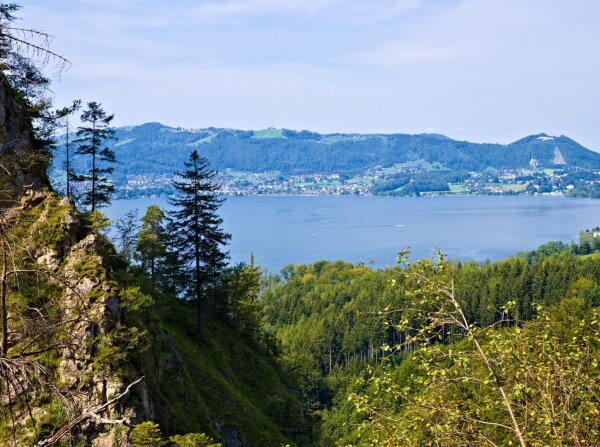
(579, 252), (600, 260)
(20, 195), (73, 255)
(502, 183), (528, 192)
(136, 295), (303, 446)
(449, 184), (469, 193)
(321, 135), (350, 143)
(191, 135), (215, 145)
(347, 176), (375, 185)
(385, 160), (447, 172)
(316, 180), (341, 187)
(252, 129), (286, 139)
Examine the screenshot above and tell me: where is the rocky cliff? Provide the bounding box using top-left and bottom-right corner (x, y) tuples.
(0, 74), (303, 447)
(1, 192), (143, 446)
(0, 74), (142, 446)
(0, 75), (47, 206)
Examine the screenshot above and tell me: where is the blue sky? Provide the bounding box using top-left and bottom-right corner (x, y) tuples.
(20, 0), (600, 149)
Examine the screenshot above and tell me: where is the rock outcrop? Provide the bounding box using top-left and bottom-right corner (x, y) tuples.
(1, 191), (143, 447)
(0, 75), (47, 206)
(0, 74), (140, 446)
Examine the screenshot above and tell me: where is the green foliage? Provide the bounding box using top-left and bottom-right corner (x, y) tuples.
(518, 227), (600, 262)
(85, 209), (111, 233)
(134, 293), (303, 446)
(169, 150), (230, 337)
(264, 249), (600, 445)
(92, 324), (144, 377)
(73, 254), (104, 279)
(19, 195), (72, 254)
(72, 101), (117, 211)
(221, 262), (263, 334)
(347, 297), (600, 446)
(132, 423), (222, 447)
(169, 433), (222, 447)
(132, 421), (165, 447)
(30, 400), (69, 445)
(121, 286), (155, 313)
(136, 205), (166, 281)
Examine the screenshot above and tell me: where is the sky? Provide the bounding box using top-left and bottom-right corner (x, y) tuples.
(18, 0), (600, 149)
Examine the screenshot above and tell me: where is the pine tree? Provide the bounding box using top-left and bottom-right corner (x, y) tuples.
(169, 150), (230, 339)
(72, 102), (116, 211)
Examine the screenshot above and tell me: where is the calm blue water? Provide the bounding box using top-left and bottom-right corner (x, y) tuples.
(104, 195), (600, 272)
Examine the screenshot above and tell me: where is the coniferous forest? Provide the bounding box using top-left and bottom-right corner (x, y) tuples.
(0, 2), (599, 447)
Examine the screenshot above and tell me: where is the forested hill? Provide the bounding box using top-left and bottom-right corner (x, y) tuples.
(56, 123), (600, 177)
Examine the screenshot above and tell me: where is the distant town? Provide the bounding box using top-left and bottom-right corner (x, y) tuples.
(113, 162), (600, 199)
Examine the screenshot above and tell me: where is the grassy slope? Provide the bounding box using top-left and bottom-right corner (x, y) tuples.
(135, 294), (305, 447)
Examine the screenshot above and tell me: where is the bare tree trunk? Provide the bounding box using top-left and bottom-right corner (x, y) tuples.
(65, 117), (71, 199)
(195, 236), (202, 340)
(36, 377), (144, 447)
(91, 120), (96, 212)
(1, 243), (7, 357)
(193, 156), (203, 341)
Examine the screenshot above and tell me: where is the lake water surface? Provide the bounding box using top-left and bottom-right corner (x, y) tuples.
(105, 195), (600, 272)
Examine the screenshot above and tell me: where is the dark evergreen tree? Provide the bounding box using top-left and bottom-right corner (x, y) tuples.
(73, 102), (116, 211)
(157, 217), (189, 297)
(169, 150), (230, 339)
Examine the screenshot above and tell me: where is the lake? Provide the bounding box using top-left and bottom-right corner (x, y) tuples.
(104, 195), (600, 272)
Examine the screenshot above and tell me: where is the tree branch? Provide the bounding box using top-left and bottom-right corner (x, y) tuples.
(35, 376), (144, 447)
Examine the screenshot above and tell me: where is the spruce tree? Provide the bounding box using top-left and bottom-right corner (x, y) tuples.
(157, 217), (189, 297)
(73, 101), (116, 211)
(169, 150), (230, 339)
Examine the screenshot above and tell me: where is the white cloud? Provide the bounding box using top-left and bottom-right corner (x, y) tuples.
(18, 0), (600, 150)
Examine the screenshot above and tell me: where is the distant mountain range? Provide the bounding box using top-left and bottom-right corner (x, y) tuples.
(54, 123), (600, 179)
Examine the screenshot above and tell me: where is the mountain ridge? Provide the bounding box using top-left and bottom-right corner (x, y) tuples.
(51, 122), (600, 198)
(89, 123), (600, 175)
(113, 123), (595, 150)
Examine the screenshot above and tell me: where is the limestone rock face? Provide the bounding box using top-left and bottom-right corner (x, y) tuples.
(0, 75), (47, 205)
(0, 74), (144, 447)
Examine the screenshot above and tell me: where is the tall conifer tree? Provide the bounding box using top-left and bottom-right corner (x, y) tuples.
(169, 150), (230, 339)
(158, 217), (189, 296)
(73, 101), (116, 211)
